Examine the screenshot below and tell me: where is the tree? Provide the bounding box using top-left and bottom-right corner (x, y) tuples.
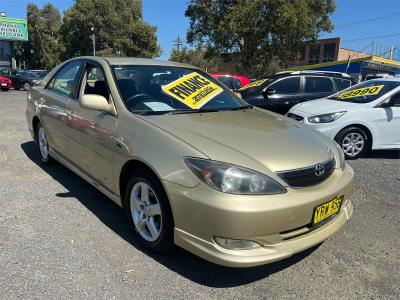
(18, 3), (64, 69)
(185, 0), (335, 77)
(61, 0), (161, 58)
(169, 46), (217, 71)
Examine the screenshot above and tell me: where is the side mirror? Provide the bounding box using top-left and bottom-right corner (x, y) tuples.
(263, 88), (276, 98)
(79, 94), (116, 115)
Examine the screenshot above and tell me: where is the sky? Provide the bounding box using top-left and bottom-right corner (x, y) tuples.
(4, 0), (400, 60)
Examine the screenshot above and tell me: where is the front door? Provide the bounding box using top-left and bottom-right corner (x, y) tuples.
(65, 62), (117, 192)
(373, 92), (400, 148)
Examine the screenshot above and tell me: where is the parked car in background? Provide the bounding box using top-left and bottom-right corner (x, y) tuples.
(26, 56), (353, 267)
(0, 75), (12, 91)
(211, 73), (251, 90)
(30, 70), (49, 79)
(0, 68), (40, 90)
(287, 78), (400, 159)
(364, 73), (393, 81)
(240, 71), (354, 114)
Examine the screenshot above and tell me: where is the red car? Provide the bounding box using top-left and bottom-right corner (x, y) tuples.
(211, 73), (251, 90)
(0, 75), (12, 91)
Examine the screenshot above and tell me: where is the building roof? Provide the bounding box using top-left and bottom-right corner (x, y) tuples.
(287, 55), (400, 71)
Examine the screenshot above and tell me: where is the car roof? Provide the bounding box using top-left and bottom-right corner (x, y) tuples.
(366, 77), (400, 82)
(72, 56), (199, 69)
(275, 70), (352, 79)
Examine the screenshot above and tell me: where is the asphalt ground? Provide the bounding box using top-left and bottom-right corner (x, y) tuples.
(0, 90), (399, 299)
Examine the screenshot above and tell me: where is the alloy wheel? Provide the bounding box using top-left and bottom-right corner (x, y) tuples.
(342, 132), (365, 157)
(24, 82), (31, 91)
(38, 127), (49, 160)
(130, 182), (162, 242)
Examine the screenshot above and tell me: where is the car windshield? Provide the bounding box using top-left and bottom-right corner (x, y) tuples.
(112, 65), (248, 115)
(327, 80), (400, 103)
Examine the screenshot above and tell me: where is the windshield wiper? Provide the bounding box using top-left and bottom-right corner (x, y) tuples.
(227, 104), (253, 111)
(167, 108), (221, 115)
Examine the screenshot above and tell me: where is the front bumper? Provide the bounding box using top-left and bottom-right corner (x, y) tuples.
(165, 164), (354, 267)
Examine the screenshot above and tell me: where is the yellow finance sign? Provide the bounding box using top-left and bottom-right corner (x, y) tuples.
(338, 85), (384, 100)
(162, 72), (223, 109)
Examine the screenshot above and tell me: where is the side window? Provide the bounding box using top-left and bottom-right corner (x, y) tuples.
(11, 70), (18, 76)
(82, 64), (109, 100)
(305, 76), (333, 93)
(48, 61), (82, 97)
(334, 78), (351, 91)
(269, 77), (300, 94)
(0, 69), (9, 75)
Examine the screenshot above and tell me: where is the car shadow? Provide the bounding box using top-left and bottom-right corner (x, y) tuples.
(21, 141), (319, 287)
(362, 149), (400, 159)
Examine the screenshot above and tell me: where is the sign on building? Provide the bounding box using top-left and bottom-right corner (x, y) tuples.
(0, 17), (28, 41)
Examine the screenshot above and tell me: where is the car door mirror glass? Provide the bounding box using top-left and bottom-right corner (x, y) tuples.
(79, 94), (115, 115)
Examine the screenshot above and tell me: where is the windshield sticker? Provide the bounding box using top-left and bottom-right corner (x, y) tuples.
(238, 79), (268, 91)
(338, 85), (384, 100)
(162, 72), (223, 109)
(144, 102), (174, 111)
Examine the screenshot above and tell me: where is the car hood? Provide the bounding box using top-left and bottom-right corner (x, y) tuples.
(291, 98), (361, 116)
(145, 109), (334, 173)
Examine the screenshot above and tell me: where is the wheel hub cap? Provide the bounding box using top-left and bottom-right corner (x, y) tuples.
(38, 127), (49, 159)
(342, 132), (364, 157)
(130, 182), (162, 242)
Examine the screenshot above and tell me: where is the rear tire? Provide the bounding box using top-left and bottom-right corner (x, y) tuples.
(124, 170), (174, 253)
(35, 122), (54, 164)
(335, 127), (369, 159)
(1, 88), (8, 91)
(23, 82), (31, 91)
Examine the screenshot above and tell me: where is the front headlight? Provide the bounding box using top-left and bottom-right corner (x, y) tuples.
(184, 158), (286, 195)
(308, 112), (346, 123)
(334, 141), (346, 169)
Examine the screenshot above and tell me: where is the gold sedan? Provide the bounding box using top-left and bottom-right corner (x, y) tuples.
(26, 57), (353, 267)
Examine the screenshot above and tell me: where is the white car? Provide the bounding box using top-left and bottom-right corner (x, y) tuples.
(287, 78), (400, 159)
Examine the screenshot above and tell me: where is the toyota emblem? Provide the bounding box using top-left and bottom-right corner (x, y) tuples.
(315, 163), (325, 176)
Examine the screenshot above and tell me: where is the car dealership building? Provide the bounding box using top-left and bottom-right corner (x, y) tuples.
(287, 37), (400, 83)
(0, 16), (28, 68)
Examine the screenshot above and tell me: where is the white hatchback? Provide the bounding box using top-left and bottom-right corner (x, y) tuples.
(287, 78), (400, 159)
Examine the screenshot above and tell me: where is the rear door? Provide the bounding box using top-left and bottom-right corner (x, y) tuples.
(39, 60), (84, 157)
(303, 76), (335, 101)
(64, 61), (117, 192)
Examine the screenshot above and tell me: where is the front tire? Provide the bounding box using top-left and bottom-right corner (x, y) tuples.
(124, 170), (174, 253)
(35, 122), (54, 164)
(335, 127), (369, 159)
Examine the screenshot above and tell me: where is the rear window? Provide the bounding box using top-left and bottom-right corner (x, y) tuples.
(328, 80), (400, 103)
(305, 76), (333, 93)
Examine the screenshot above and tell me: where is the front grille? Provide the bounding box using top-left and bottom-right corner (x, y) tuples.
(276, 158), (335, 188)
(287, 113), (304, 121)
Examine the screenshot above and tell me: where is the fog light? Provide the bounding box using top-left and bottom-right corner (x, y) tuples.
(214, 236), (262, 250)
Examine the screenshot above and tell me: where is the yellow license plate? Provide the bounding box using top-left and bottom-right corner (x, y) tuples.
(313, 196), (343, 225)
